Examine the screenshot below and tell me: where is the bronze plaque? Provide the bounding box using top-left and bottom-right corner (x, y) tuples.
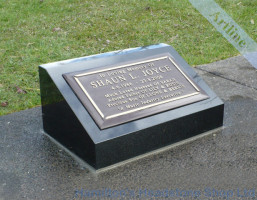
(63, 54), (209, 129)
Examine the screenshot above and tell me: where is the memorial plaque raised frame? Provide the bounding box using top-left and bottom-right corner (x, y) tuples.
(63, 54), (209, 129)
(39, 44), (224, 169)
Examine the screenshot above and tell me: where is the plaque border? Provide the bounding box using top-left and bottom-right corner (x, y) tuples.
(73, 56), (201, 120)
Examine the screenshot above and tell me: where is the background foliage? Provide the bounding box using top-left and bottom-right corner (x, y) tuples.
(0, 0), (256, 115)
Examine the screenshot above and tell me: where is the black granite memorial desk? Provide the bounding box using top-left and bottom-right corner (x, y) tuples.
(39, 44), (224, 169)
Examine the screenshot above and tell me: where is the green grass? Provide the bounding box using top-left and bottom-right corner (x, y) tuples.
(0, 0), (256, 116)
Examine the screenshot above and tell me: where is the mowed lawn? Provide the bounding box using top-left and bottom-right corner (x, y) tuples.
(0, 0), (256, 115)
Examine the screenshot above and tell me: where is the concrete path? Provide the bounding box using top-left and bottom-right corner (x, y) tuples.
(0, 56), (256, 200)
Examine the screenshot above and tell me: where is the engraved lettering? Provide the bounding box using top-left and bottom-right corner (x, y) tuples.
(90, 75), (127, 88)
(141, 98), (160, 105)
(161, 91), (182, 100)
(134, 83), (153, 91)
(107, 70), (126, 76)
(128, 73), (137, 80)
(126, 103), (139, 109)
(108, 95), (125, 102)
(111, 75), (126, 83)
(64, 56), (208, 129)
(142, 66), (171, 76)
(105, 79), (113, 85)
(119, 88), (133, 95)
(96, 80), (105, 87)
(105, 92), (118, 98)
(107, 100), (128, 107)
(142, 69), (154, 76)
(90, 81), (98, 88)
(99, 73), (106, 78)
(152, 68), (160, 74)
